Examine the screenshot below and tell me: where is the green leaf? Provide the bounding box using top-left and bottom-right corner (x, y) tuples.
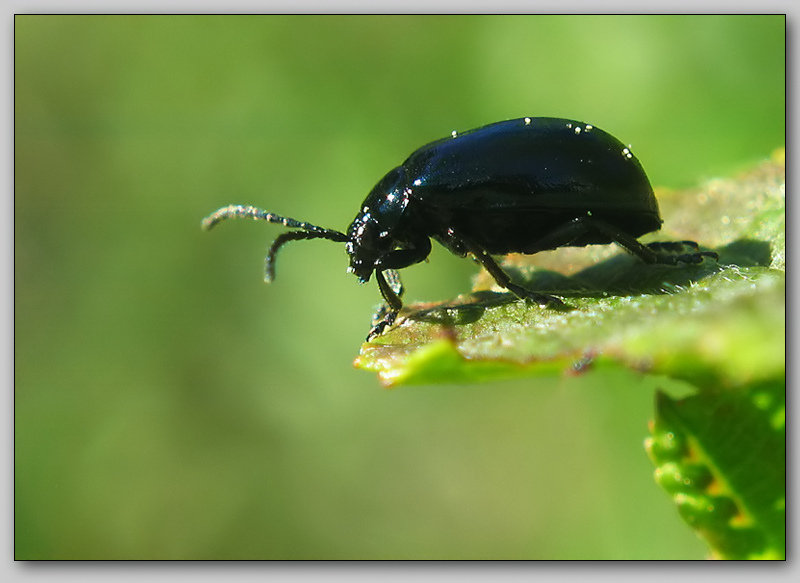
(645, 384), (785, 559)
(354, 150), (785, 560)
(354, 152), (785, 390)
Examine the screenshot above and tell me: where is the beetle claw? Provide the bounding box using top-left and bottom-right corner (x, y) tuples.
(366, 310), (398, 342)
(530, 294), (575, 312)
(647, 241), (719, 265)
(501, 281), (573, 312)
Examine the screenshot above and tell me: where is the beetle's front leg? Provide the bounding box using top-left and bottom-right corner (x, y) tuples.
(367, 270), (405, 340)
(369, 269), (404, 338)
(365, 239), (432, 341)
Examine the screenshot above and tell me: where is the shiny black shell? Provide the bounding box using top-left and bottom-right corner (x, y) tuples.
(398, 117), (661, 254)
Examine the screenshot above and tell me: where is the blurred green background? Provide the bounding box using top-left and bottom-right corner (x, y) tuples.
(15, 15), (784, 559)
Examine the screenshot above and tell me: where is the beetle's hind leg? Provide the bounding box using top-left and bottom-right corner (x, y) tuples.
(533, 216), (719, 265)
(516, 216), (718, 266)
(644, 240), (719, 264)
(584, 221), (718, 265)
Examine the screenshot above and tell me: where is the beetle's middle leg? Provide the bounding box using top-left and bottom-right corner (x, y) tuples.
(457, 237), (569, 309)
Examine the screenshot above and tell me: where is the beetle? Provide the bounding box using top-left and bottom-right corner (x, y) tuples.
(202, 117), (717, 340)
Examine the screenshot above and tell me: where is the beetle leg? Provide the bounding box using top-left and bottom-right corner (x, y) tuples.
(382, 269), (405, 298)
(367, 311), (398, 341)
(568, 218), (719, 265)
(528, 217), (718, 265)
(515, 216), (643, 258)
(366, 240), (432, 340)
(375, 269), (404, 312)
(574, 217), (661, 263)
(373, 237), (433, 271)
(458, 238), (568, 309)
(369, 269), (404, 338)
(644, 241), (719, 264)
(434, 230), (469, 258)
(366, 270), (405, 341)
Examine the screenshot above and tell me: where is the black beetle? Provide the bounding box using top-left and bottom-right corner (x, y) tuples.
(203, 117), (716, 340)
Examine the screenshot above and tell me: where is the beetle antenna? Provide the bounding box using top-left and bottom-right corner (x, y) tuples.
(202, 204), (347, 240)
(265, 230), (347, 282)
(202, 204), (348, 283)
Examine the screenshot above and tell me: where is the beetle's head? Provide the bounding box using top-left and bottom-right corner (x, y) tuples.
(346, 167), (411, 283)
